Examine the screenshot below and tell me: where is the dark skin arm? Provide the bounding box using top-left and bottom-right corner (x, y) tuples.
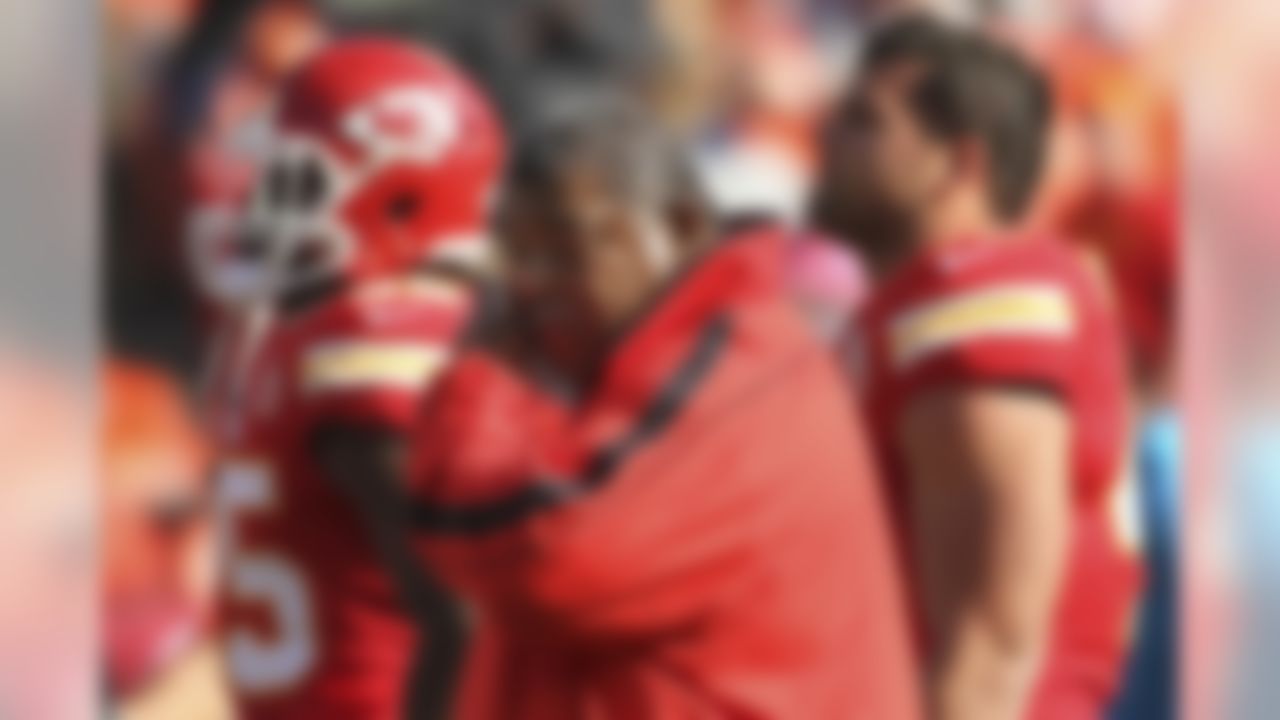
(310, 423), (467, 720)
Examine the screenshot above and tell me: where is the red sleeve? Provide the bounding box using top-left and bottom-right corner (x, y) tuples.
(290, 278), (473, 431)
(407, 352), (579, 506)
(407, 320), (738, 636)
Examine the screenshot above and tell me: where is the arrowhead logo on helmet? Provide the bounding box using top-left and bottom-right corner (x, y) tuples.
(343, 86), (462, 166)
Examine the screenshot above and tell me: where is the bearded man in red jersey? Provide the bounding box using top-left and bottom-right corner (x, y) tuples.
(813, 16), (1143, 720)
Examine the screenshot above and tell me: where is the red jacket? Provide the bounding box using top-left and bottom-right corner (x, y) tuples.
(408, 228), (921, 719)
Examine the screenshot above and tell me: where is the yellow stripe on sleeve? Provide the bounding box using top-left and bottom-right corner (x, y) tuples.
(890, 283), (1074, 369)
(302, 341), (449, 395)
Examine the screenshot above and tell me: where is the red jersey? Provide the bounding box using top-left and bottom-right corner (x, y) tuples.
(210, 276), (471, 719)
(859, 236), (1143, 719)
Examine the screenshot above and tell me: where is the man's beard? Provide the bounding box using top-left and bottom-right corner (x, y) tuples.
(810, 190), (920, 274)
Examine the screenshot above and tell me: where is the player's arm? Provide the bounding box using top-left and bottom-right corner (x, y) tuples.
(412, 321), (743, 637)
(310, 422), (465, 720)
(899, 386), (1071, 720)
(296, 279), (476, 720)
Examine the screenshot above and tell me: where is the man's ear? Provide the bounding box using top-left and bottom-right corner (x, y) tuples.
(949, 135), (990, 199)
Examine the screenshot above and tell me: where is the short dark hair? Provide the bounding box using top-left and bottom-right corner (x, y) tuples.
(862, 15), (1052, 220)
(505, 85), (707, 216)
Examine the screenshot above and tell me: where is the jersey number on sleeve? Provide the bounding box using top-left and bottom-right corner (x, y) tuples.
(216, 460), (318, 695)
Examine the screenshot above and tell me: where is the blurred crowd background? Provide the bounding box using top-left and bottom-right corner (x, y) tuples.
(104, 0), (1179, 381)
(99, 0), (1186, 717)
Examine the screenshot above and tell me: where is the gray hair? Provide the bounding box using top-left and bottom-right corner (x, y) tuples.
(506, 85), (708, 216)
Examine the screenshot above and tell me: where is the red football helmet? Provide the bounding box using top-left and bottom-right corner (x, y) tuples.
(239, 37), (504, 299)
